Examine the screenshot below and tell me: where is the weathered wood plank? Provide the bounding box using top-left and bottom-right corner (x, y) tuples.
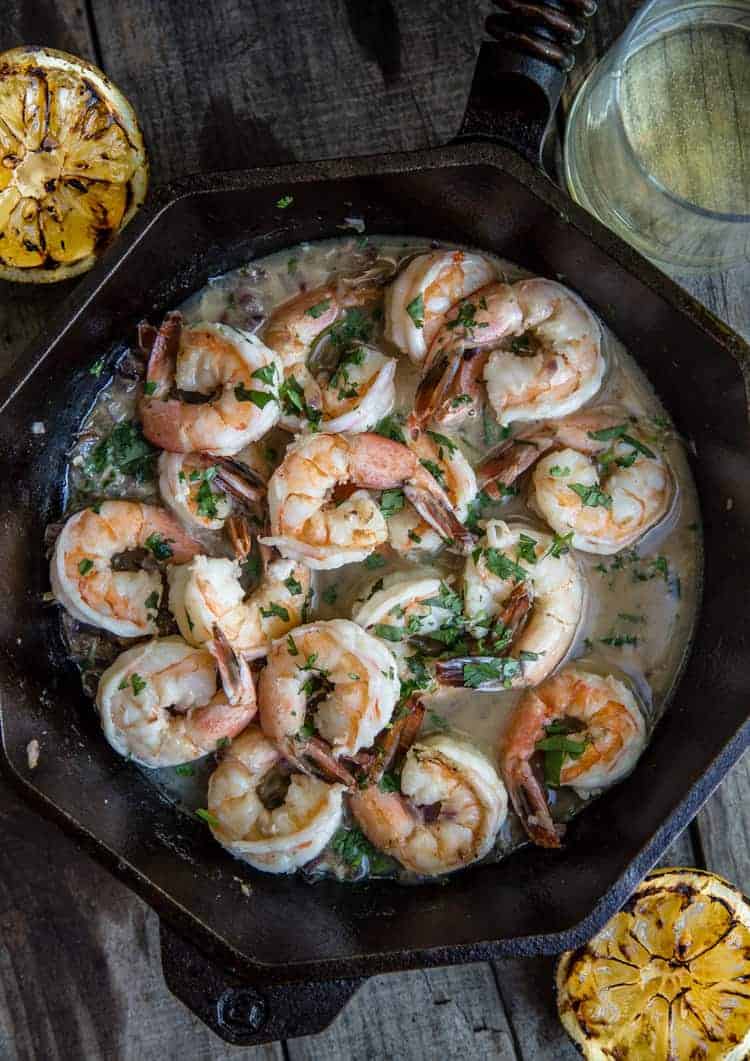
(0, 781), (283, 1061)
(288, 962), (517, 1060)
(89, 0), (484, 183)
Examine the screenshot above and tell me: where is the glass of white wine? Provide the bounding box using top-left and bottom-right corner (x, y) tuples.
(564, 0), (750, 271)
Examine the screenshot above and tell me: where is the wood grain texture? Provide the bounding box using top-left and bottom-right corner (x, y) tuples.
(0, 0), (748, 1057)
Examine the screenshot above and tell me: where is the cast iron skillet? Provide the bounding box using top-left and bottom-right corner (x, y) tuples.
(1, 4), (749, 1046)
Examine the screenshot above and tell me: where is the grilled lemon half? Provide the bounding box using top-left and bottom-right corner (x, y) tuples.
(556, 868), (750, 1060)
(0, 46), (148, 282)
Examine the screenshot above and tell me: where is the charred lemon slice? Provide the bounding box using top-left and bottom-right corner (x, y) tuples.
(0, 46), (147, 282)
(556, 868), (750, 1060)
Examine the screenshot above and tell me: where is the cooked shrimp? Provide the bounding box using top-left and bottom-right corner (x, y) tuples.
(139, 312), (281, 455)
(483, 279), (604, 425)
(384, 251), (497, 365)
(259, 432), (474, 570)
(280, 345), (396, 435)
(437, 519), (584, 689)
(258, 619), (400, 761)
(500, 666), (647, 847)
(386, 432), (477, 554)
(168, 548), (311, 659)
(479, 409), (673, 554)
(158, 452), (265, 533)
(206, 726), (345, 874)
(410, 281), (522, 430)
(50, 500), (202, 637)
(349, 734), (507, 875)
(96, 629), (257, 767)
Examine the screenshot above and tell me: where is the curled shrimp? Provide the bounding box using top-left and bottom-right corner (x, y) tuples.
(281, 345), (396, 435)
(386, 432), (478, 555)
(264, 279), (394, 433)
(500, 665), (647, 848)
(384, 250), (497, 365)
(158, 452), (266, 533)
(349, 734), (507, 876)
(259, 432), (474, 570)
(258, 619), (400, 762)
(478, 409), (674, 554)
(483, 279), (604, 426)
(168, 546), (311, 659)
(353, 573), (460, 679)
(139, 312), (281, 455)
(96, 629), (257, 767)
(437, 519), (584, 690)
(50, 500), (202, 637)
(206, 726), (345, 874)
(411, 279), (604, 430)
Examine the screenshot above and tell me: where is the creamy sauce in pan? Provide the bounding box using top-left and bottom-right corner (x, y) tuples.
(59, 235), (702, 883)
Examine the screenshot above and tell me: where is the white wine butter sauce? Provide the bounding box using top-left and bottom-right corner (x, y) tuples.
(61, 235), (702, 883)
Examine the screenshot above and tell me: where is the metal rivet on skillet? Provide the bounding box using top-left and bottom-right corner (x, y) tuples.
(216, 987), (267, 1035)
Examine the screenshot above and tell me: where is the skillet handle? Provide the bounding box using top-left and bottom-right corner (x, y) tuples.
(159, 921), (363, 1046)
(456, 1), (597, 167)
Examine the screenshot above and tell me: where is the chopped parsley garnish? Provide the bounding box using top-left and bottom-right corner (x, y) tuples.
(463, 658), (521, 688)
(276, 195), (294, 209)
(536, 721), (589, 787)
(374, 413), (406, 443)
(78, 558), (94, 576)
(426, 430), (458, 457)
(331, 826), (391, 874)
(119, 673), (147, 695)
(451, 393), (473, 408)
(287, 258), (298, 273)
(196, 477), (220, 518)
(364, 553), (386, 570)
(144, 590), (160, 613)
(510, 334), (533, 355)
(446, 300), (480, 333)
(428, 710), (449, 731)
(549, 465), (570, 478)
(380, 488), (405, 519)
(373, 624), (404, 642)
(89, 357), (105, 378)
(408, 529), (422, 543)
(144, 533), (174, 560)
(483, 547), (528, 583)
(617, 612), (644, 624)
(420, 458), (446, 487)
(322, 586), (338, 606)
(284, 575), (303, 595)
(516, 533), (538, 565)
(306, 298), (332, 319)
(379, 771), (400, 793)
(234, 383), (275, 408)
(196, 809), (221, 828)
(143, 380), (157, 396)
(286, 634), (299, 656)
(85, 421), (157, 484)
(545, 531), (574, 559)
(405, 293), (424, 328)
(600, 631), (638, 647)
(252, 364), (278, 386)
(260, 602), (290, 622)
(174, 764), (195, 777)
(569, 482), (613, 508)
(278, 375), (321, 428)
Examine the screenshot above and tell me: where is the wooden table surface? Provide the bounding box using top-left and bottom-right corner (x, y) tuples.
(1, 2), (748, 1058)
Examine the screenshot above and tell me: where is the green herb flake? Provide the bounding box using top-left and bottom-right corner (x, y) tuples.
(78, 558), (94, 576)
(260, 602), (291, 622)
(549, 464), (570, 478)
(130, 674), (147, 696)
(516, 533), (538, 565)
(252, 363), (278, 386)
(284, 575), (303, 596)
(406, 293), (424, 328)
(286, 634), (299, 656)
(379, 771), (400, 793)
(419, 458), (446, 487)
(364, 553), (386, 570)
(144, 590), (160, 613)
(276, 195), (294, 209)
(374, 413), (406, 443)
(373, 624), (404, 642)
(234, 383), (276, 408)
(545, 531), (574, 559)
(306, 298), (332, 319)
(322, 586), (338, 606)
(380, 488), (405, 519)
(89, 357), (105, 378)
(174, 764), (195, 777)
(569, 482), (613, 509)
(196, 808), (221, 828)
(428, 710), (449, 731)
(483, 547), (528, 583)
(143, 380), (157, 396)
(144, 533), (174, 560)
(426, 430), (458, 456)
